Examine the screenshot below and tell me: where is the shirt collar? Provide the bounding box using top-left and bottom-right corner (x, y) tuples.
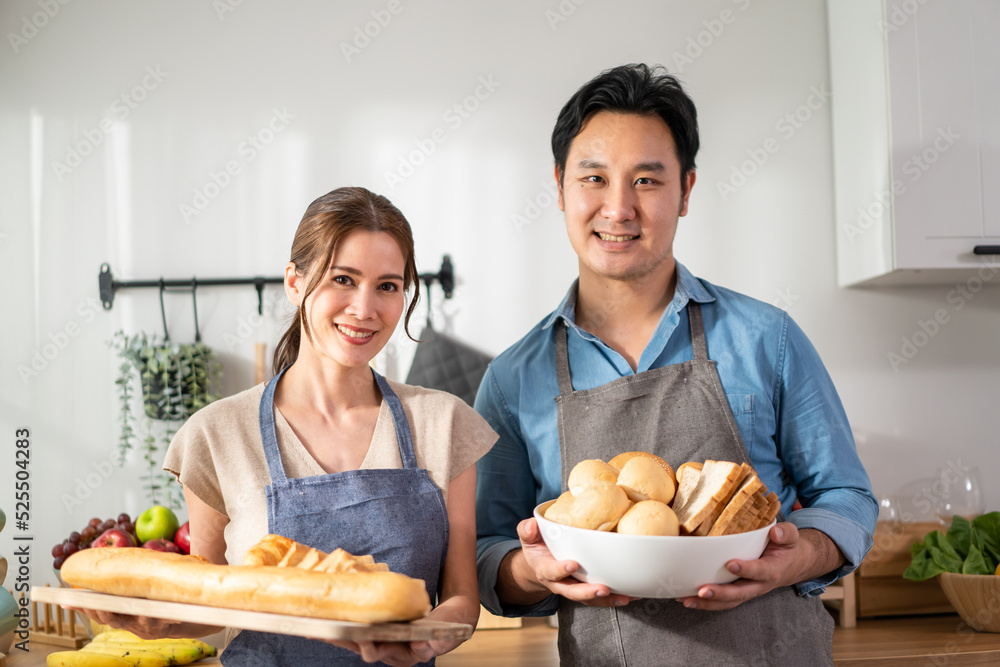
(542, 261), (715, 331)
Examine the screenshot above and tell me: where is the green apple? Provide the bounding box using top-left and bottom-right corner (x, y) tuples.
(0, 507), (6, 534)
(135, 505), (180, 544)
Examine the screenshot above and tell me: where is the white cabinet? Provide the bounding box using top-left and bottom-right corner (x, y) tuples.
(828, 0), (1000, 287)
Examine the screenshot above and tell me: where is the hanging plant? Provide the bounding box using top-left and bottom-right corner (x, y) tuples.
(109, 330), (222, 506)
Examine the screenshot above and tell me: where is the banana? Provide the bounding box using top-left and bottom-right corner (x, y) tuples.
(78, 645), (173, 667)
(89, 632), (216, 657)
(47, 652), (133, 667)
(90, 631), (143, 643)
(171, 639), (217, 657)
(88, 642), (204, 664)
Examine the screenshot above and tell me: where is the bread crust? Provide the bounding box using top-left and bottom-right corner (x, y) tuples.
(61, 547), (431, 623)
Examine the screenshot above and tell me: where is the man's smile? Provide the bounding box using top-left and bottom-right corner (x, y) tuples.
(596, 232), (639, 242)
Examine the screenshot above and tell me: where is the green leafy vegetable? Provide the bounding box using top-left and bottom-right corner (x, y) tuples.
(904, 512), (1000, 580)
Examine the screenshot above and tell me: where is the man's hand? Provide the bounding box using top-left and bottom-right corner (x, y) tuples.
(676, 523), (844, 611)
(496, 518), (637, 608)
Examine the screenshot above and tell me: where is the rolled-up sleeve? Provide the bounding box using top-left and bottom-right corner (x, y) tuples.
(776, 316), (878, 596)
(474, 366), (559, 616)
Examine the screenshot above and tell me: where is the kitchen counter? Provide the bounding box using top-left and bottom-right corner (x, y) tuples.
(7, 614), (1000, 666)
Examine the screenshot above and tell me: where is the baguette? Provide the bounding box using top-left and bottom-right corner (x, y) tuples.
(60, 547), (431, 623)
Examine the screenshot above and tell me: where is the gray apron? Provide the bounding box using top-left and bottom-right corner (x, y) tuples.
(553, 303), (833, 666)
(222, 367), (449, 666)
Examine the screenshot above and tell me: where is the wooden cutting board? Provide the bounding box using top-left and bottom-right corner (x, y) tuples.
(32, 587), (473, 642)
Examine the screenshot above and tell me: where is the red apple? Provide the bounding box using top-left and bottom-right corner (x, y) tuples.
(93, 528), (137, 548)
(174, 522), (191, 555)
(142, 538), (181, 553)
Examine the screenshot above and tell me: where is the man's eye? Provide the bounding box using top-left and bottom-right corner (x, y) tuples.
(584, 175), (604, 183)
(635, 177), (655, 185)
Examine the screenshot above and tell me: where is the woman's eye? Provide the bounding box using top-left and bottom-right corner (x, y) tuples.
(332, 275), (353, 286)
(379, 282), (399, 292)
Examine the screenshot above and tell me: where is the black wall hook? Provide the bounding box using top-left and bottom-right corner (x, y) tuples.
(158, 278), (170, 341)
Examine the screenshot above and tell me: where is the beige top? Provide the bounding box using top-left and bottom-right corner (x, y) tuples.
(164, 379), (497, 568)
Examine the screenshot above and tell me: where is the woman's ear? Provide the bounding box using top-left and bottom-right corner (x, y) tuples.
(284, 262), (303, 306)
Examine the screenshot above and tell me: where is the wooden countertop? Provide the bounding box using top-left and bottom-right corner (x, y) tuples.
(8, 614), (1000, 666)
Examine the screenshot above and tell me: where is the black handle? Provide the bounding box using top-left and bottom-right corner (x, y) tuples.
(973, 245), (1000, 255)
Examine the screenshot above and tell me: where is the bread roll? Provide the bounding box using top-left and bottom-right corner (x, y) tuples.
(616, 456), (676, 505)
(543, 491), (576, 526)
(61, 547), (430, 623)
(616, 500), (680, 536)
(609, 451), (677, 488)
(567, 459), (620, 496)
(569, 480), (631, 531)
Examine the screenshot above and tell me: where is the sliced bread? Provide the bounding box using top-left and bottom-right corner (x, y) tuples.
(707, 478), (762, 536)
(674, 460), (746, 533)
(693, 463), (753, 536)
(670, 462), (703, 517)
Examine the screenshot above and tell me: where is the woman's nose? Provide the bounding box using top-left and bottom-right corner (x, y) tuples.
(345, 289), (376, 319)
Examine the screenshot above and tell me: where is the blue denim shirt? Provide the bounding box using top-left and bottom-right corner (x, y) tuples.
(474, 262), (878, 617)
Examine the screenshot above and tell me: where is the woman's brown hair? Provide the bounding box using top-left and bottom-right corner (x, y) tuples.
(271, 187), (420, 376)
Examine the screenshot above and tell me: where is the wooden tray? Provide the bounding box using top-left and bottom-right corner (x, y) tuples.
(32, 587), (472, 642)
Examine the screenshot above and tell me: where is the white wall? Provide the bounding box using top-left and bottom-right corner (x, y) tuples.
(2, 0), (998, 584)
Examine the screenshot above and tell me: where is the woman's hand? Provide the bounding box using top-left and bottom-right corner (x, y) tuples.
(67, 607), (220, 640)
(323, 465), (485, 665)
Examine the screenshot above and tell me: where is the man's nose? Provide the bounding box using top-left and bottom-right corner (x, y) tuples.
(601, 182), (636, 222)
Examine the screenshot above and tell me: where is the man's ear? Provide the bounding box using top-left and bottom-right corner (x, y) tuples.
(554, 165), (565, 211)
(284, 262), (304, 306)
(679, 170), (697, 217)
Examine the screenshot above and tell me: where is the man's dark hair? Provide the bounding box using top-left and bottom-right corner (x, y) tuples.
(551, 63), (700, 187)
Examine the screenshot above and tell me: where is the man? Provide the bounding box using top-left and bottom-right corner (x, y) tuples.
(474, 64), (877, 665)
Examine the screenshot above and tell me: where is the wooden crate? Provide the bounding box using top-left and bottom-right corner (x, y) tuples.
(855, 521), (954, 618)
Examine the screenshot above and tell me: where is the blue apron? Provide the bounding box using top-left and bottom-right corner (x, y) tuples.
(222, 367), (450, 666)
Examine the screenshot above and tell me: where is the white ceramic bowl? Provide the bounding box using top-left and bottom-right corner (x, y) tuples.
(534, 500), (774, 598)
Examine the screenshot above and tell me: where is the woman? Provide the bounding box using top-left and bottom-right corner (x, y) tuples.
(85, 187), (497, 666)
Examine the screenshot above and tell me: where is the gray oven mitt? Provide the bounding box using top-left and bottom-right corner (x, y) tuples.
(405, 327), (493, 407)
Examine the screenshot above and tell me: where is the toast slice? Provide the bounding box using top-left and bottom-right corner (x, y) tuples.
(752, 491), (781, 530)
(675, 460), (746, 533)
(707, 478), (763, 536)
(693, 463), (753, 536)
(721, 490), (772, 536)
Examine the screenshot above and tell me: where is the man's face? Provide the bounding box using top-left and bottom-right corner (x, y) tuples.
(558, 111), (695, 286)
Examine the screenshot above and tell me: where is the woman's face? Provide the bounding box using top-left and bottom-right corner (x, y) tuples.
(293, 230), (407, 370)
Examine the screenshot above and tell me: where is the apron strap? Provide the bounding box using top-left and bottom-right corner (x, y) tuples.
(688, 302), (708, 361)
(372, 370), (420, 469)
(554, 319), (573, 396)
(259, 366), (291, 484)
